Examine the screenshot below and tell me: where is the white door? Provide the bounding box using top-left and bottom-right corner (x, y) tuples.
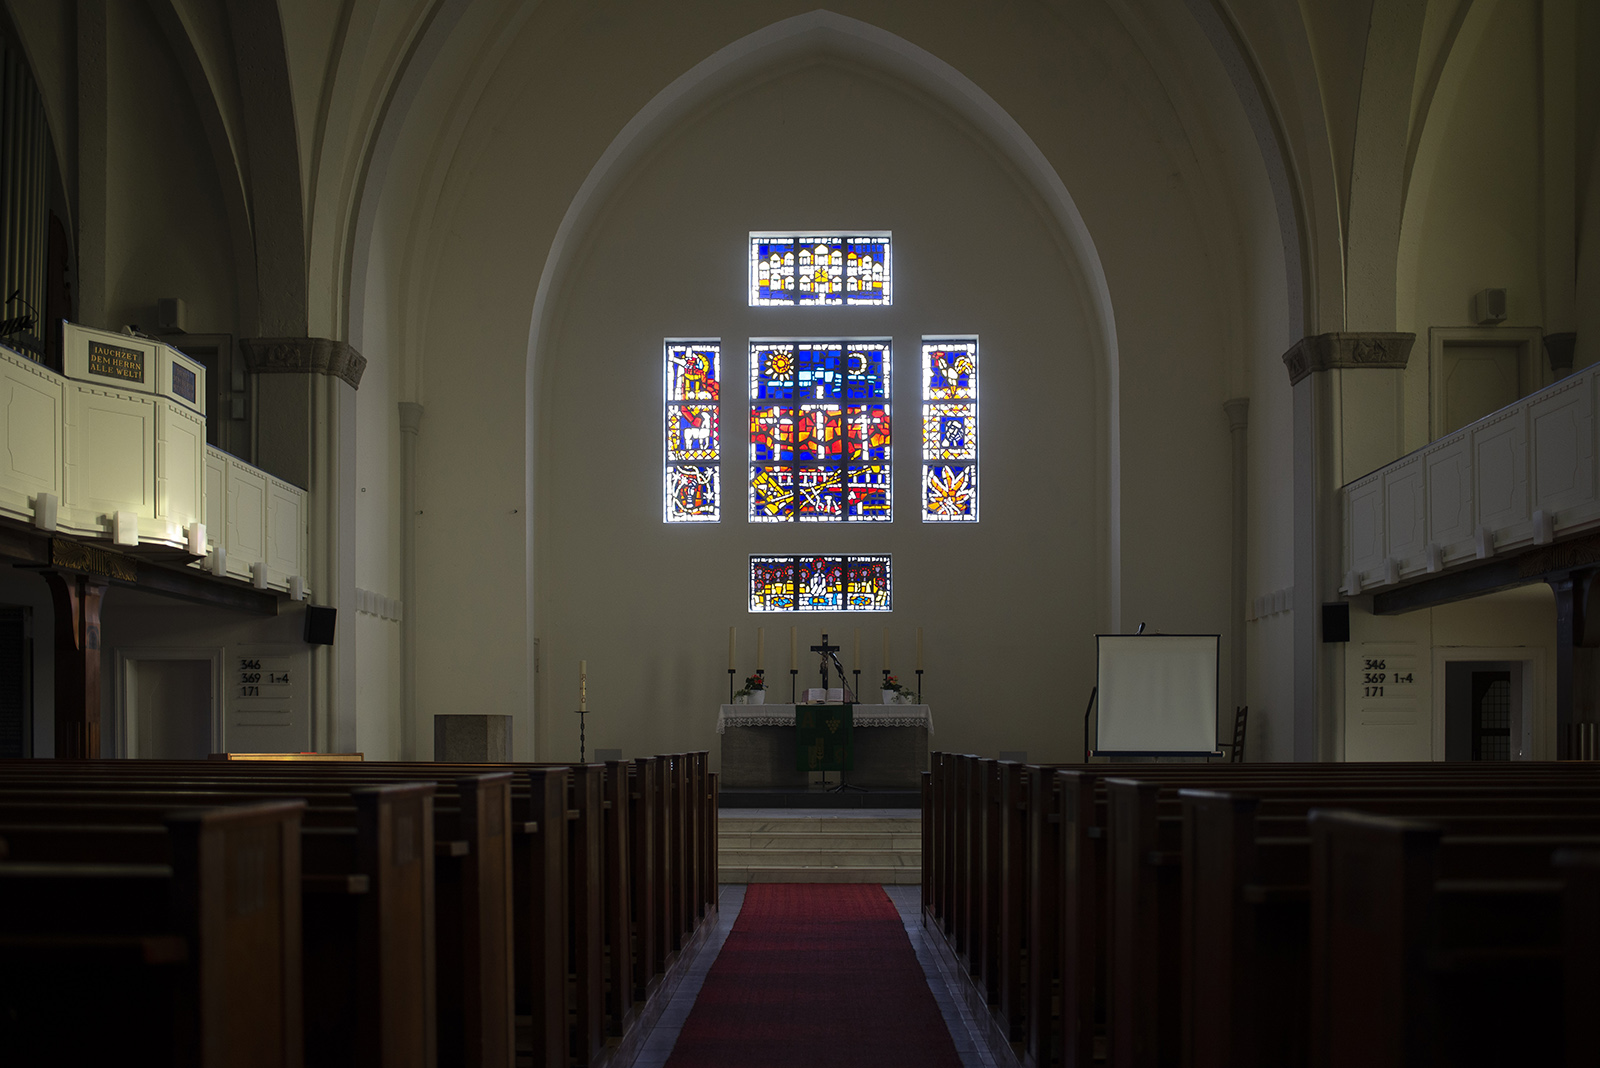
(127, 658), (215, 758)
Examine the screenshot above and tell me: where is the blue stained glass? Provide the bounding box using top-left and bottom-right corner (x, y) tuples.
(923, 464), (978, 521)
(921, 340), (978, 523)
(797, 556), (846, 609)
(750, 234), (891, 306)
(664, 340), (721, 524)
(749, 556), (799, 610)
(749, 466), (793, 521)
(794, 466), (845, 520)
(844, 345), (890, 399)
(796, 343), (844, 399)
(847, 465), (891, 520)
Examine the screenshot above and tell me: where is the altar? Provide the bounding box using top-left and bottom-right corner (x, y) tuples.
(717, 704), (933, 788)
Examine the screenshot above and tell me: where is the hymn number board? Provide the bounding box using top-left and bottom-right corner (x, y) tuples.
(226, 644), (310, 753)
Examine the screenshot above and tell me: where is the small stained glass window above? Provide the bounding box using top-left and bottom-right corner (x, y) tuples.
(749, 554), (893, 612)
(750, 233), (892, 306)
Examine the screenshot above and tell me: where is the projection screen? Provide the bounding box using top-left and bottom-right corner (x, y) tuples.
(1095, 634), (1220, 756)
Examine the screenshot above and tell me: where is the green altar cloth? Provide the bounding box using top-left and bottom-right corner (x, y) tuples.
(795, 703), (854, 772)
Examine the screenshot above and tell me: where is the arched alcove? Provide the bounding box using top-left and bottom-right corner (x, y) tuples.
(527, 34), (1113, 763)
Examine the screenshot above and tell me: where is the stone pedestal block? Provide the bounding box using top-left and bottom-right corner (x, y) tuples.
(433, 714), (512, 762)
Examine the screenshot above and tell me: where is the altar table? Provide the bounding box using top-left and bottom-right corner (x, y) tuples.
(717, 703), (932, 789)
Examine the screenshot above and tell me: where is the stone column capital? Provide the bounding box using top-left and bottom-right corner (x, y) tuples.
(1281, 331), (1415, 386)
(398, 401), (424, 434)
(240, 336), (367, 389)
(1222, 396), (1249, 432)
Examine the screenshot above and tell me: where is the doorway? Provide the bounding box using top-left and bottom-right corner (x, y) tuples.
(1443, 660), (1529, 761)
(116, 650), (222, 758)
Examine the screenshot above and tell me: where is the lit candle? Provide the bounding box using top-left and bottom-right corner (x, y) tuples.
(757, 627), (765, 671)
(728, 627), (736, 670)
(916, 627), (924, 670)
(790, 626), (798, 670)
(882, 627), (890, 670)
(579, 660), (587, 712)
(853, 628), (860, 671)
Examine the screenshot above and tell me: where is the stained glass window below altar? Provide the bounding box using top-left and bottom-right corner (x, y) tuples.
(749, 554), (893, 612)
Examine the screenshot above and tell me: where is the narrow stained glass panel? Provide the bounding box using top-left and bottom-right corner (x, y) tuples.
(750, 234), (892, 306)
(795, 466), (845, 521)
(667, 405), (719, 461)
(666, 465), (719, 522)
(664, 340), (720, 523)
(847, 465), (891, 520)
(922, 339), (979, 522)
(748, 554), (893, 612)
(924, 464), (978, 522)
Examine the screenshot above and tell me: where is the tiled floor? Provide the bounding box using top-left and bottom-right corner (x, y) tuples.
(622, 881), (1002, 1068)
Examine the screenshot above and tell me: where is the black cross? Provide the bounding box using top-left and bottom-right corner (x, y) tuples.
(810, 633), (842, 692)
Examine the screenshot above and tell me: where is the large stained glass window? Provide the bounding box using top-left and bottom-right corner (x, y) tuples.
(750, 234), (891, 306)
(664, 341), (721, 522)
(749, 339), (891, 522)
(922, 339), (979, 522)
(749, 554), (892, 612)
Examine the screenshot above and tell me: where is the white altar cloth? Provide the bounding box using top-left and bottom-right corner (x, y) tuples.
(717, 703), (933, 734)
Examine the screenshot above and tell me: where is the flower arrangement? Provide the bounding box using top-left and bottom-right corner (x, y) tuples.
(734, 671), (766, 699)
(883, 674), (912, 695)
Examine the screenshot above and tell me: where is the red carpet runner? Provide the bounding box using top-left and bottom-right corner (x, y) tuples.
(664, 884), (963, 1068)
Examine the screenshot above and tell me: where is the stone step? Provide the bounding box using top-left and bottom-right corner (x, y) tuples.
(719, 864), (921, 885)
(720, 848), (920, 868)
(720, 833), (924, 850)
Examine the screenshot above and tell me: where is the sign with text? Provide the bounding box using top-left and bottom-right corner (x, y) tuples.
(226, 644), (309, 754)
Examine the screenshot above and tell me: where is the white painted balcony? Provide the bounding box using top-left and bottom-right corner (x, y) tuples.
(0, 325), (307, 595)
(1341, 361), (1597, 594)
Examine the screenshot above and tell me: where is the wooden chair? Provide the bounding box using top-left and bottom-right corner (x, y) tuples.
(1216, 706), (1247, 763)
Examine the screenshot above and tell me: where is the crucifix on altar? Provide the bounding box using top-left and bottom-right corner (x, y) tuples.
(809, 632), (852, 701)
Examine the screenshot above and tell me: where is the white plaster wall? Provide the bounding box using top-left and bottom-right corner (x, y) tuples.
(387, 2), (1267, 763)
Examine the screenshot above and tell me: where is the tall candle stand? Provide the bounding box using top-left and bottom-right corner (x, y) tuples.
(728, 668), (736, 704)
(574, 706), (591, 763)
(882, 668), (890, 698)
(916, 669), (924, 703)
(852, 669), (861, 703)
(790, 668), (799, 703)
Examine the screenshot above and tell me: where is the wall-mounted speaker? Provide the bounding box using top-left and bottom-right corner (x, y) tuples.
(1472, 288), (1507, 325)
(303, 605), (337, 646)
(1321, 602), (1350, 644)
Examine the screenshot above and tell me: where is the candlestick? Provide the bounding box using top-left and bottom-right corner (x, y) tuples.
(579, 659), (587, 712)
(728, 668), (736, 704)
(916, 627), (923, 670)
(916, 668), (923, 703)
(790, 667), (799, 703)
(853, 628), (860, 671)
(728, 626), (736, 670)
(790, 626), (798, 671)
(757, 627), (765, 671)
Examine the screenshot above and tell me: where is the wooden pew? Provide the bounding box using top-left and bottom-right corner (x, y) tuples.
(0, 799), (304, 1068)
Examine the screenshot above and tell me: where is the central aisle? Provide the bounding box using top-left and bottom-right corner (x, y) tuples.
(662, 884), (964, 1068)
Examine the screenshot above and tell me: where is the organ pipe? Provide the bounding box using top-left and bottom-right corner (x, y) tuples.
(1, 35), (49, 359)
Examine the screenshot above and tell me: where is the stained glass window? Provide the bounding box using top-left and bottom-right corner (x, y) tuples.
(749, 340), (891, 522)
(922, 339), (979, 522)
(750, 234), (891, 306)
(664, 341), (721, 522)
(749, 554), (892, 612)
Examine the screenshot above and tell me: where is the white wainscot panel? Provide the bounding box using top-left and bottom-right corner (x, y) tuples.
(1529, 377), (1595, 523)
(204, 448), (225, 547)
(1347, 476), (1385, 576)
(154, 402), (206, 542)
(1383, 457), (1426, 566)
(226, 458), (267, 581)
(265, 477), (305, 589)
(1424, 434), (1473, 554)
(65, 385), (155, 534)
(0, 351), (63, 521)
(1473, 408), (1529, 534)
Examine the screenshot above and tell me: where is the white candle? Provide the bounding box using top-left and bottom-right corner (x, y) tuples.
(579, 659), (587, 712)
(757, 627), (765, 671)
(916, 627), (924, 670)
(853, 628), (860, 671)
(728, 626), (736, 670)
(790, 626), (798, 670)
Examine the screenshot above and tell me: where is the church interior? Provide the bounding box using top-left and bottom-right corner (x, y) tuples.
(0, 0), (1598, 1064)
